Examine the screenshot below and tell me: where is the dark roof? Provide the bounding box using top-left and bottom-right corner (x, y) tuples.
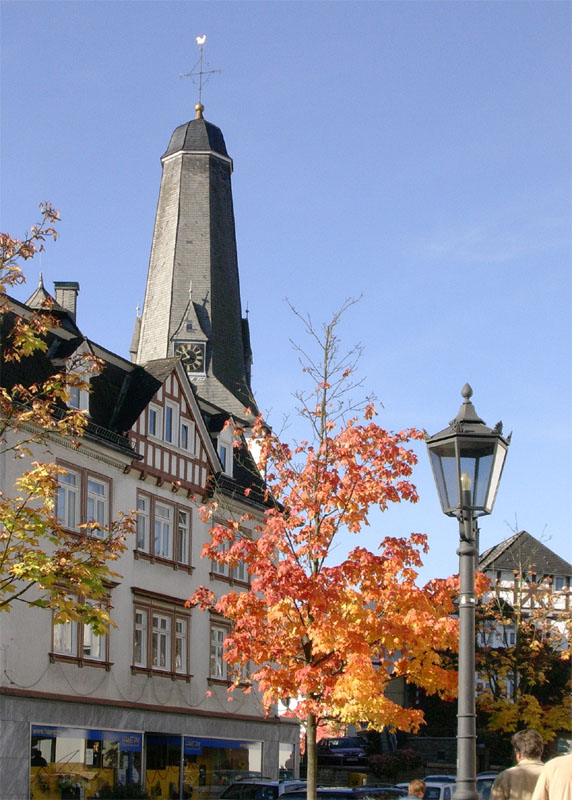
(212, 440), (271, 510)
(163, 117), (229, 159)
(479, 530), (572, 577)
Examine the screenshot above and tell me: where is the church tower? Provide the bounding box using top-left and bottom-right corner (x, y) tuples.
(133, 103), (255, 419)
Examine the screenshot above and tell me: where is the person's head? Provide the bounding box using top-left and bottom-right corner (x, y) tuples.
(408, 779), (426, 799)
(511, 729), (544, 761)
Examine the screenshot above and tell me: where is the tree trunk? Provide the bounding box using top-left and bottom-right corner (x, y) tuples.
(306, 712), (317, 800)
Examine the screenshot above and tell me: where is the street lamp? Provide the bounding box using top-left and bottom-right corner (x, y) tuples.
(425, 384), (510, 800)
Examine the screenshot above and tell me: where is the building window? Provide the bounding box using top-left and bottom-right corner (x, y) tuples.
(175, 618), (187, 674)
(177, 510), (190, 564)
(136, 495), (150, 551)
(68, 385), (90, 413)
(152, 613), (171, 670)
(554, 576), (566, 591)
(52, 598), (109, 666)
(210, 624), (227, 680)
(87, 477), (108, 534)
(210, 522), (249, 584)
(132, 601), (190, 678)
(211, 540), (230, 579)
(134, 609), (147, 667)
(136, 493), (192, 567)
(57, 469), (80, 531)
(148, 405), (162, 438)
(180, 421), (195, 454)
(56, 464), (111, 535)
(154, 503), (173, 559)
(164, 403), (179, 445)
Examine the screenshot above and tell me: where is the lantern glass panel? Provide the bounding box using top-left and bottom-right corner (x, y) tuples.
(485, 442), (507, 513)
(429, 442), (459, 513)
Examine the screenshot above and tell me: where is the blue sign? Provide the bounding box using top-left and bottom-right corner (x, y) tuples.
(184, 737), (253, 755)
(31, 726), (142, 752)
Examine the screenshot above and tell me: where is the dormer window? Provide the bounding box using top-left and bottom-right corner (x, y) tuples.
(217, 440), (233, 477)
(68, 384), (90, 413)
(218, 444), (227, 471)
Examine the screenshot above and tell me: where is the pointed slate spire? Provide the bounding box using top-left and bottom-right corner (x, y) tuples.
(135, 114), (256, 418)
(25, 273), (58, 309)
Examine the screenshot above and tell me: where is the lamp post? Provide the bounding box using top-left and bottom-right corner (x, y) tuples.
(425, 384), (510, 800)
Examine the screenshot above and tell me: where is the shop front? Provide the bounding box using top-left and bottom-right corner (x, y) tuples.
(146, 734), (263, 799)
(29, 726), (268, 800)
(30, 724), (143, 799)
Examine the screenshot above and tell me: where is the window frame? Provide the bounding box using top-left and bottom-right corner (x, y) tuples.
(56, 462), (111, 537)
(148, 404), (162, 439)
(51, 595), (111, 669)
(209, 623), (228, 682)
(164, 402), (178, 446)
(209, 520), (250, 586)
(135, 492), (193, 570)
(131, 596), (191, 681)
(207, 620), (249, 686)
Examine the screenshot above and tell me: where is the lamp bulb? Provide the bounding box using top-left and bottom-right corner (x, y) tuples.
(460, 472), (472, 491)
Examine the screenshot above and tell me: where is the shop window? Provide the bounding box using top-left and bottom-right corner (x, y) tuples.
(183, 737), (263, 796)
(132, 599), (190, 679)
(56, 463), (111, 537)
(30, 724), (142, 799)
(279, 743), (295, 779)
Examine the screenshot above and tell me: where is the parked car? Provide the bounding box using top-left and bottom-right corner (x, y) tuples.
(423, 782), (457, 800)
(396, 781), (456, 800)
(219, 779), (307, 800)
(285, 788), (408, 800)
(476, 773), (499, 800)
(317, 737), (369, 765)
(424, 776), (456, 783)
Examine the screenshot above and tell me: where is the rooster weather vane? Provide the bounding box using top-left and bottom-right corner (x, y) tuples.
(180, 35), (221, 115)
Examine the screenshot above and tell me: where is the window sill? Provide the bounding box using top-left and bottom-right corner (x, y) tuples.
(207, 677), (231, 687)
(209, 572), (250, 587)
(49, 653), (112, 671)
(131, 665), (192, 682)
(134, 550), (194, 573)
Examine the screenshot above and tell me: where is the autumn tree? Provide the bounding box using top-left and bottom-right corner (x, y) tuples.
(190, 302), (460, 799)
(476, 539), (572, 742)
(0, 204), (133, 631)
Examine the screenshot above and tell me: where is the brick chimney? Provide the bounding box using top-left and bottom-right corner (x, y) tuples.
(53, 281), (80, 322)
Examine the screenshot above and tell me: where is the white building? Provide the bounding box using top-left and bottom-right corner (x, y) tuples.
(0, 103), (299, 800)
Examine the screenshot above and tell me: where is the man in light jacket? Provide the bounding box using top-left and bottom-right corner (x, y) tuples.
(491, 729), (544, 800)
(531, 751), (572, 800)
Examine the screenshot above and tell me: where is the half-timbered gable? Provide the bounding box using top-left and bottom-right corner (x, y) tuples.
(126, 359), (218, 496)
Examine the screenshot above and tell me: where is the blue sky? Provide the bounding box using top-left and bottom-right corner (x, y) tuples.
(1, 1), (570, 584)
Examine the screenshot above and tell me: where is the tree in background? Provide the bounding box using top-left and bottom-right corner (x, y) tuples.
(476, 554), (571, 743)
(0, 204), (133, 632)
(190, 302), (460, 800)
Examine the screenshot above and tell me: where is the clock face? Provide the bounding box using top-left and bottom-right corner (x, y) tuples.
(175, 341), (205, 373)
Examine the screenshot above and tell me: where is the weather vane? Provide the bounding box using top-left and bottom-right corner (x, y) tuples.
(180, 35), (221, 117)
